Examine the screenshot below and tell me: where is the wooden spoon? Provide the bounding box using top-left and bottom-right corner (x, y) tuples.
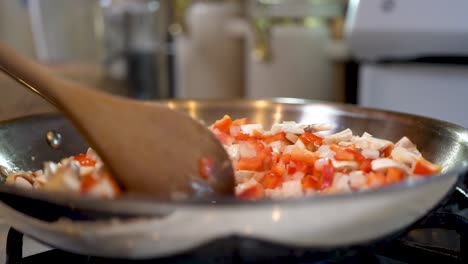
(0, 43), (234, 200)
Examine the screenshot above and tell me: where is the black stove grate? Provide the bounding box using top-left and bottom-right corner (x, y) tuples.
(5, 224), (465, 264)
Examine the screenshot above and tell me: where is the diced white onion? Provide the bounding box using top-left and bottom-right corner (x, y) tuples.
(269, 140), (284, 153)
(283, 145), (296, 154)
(294, 138), (306, 149)
(226, 144), (240, 160)
(332, 160), (358, 170)
(316, 145), (335, 159)
(234, 170), (255, 182)
(324, 128), (353, 144)
(371, 158), (408, 172)
(285, 133), (298, 143)
(362, 149), (380, 159)
(309, 123), (333, 132)
(314, 158), (330, 171)
(349, 171), (366, 189)
(240, 124), (263, 136)
(229, 125), (241, 136)
(239, 142), (256, 158)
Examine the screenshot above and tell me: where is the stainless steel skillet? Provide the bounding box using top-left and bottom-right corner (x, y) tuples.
(0, 98), (467, 258)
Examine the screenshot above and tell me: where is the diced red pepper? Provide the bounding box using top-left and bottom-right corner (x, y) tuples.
(213, 115), (232, 134)
(321, 160), (334, 189)
(236, 157), (264, 171)
(330, 145), (364, 162)
(81, 173), (98, 192)
(247, 138), (265, 151)
(264, 132), (287, 144)
(413, 158), (441, 176)
(288, 161), (308, 174)
(291, 148), (318, 166)
(260, 171), (283, 189)
(386, 167), (404, 184)
(367, 171), (386, 187)
(215, 131), (231, 145)
(252, 129), (266, 139)
(302, 174), (321, 190)
(280, 153), (291, 164)
(287, 165), (297, 175)
(359, 158), (373, 173)
(234, 133), (250, 141)
(74, 154), (96, 167)
(334, 150), (355, 161)
(346, 148), (366, 162)
(232, 118), (249, 126)
(271, 162), (286, 176)
(299, 132), (323, 149)
(381, 144), (394, 158)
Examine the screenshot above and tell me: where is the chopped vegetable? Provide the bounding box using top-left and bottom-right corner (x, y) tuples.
(413, 157), (442, 175)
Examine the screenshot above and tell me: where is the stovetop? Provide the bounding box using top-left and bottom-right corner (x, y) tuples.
(2, 187), (467, 264)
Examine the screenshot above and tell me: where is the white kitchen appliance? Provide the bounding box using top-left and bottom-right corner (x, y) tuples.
(173, 0), (348, 101)
(346, 0), (468, 128)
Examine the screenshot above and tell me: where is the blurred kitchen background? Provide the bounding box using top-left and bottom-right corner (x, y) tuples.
(0, 0), (467, 128)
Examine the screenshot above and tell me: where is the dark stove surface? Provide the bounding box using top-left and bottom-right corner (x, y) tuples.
(7, 230), (463, 264)
(5, 187), (467, 264)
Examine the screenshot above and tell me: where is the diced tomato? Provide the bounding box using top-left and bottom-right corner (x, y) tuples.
(291, 148), (318, 166)
(386, 167), (404, 184)
(381, 144), (394, 158)
(299, 132), (323, 149)
(260, 171), (283, 189)
(236, 157), (264, 171)
(302, 174), (321, 190)
(413, 158), (441, 176)
(237, 184), (264, 200)
(359, 158), (373, 173)
(232, 118), (249, 126)
(199, 158), (214, 180)
(264, 132), (287, 144)
(321, 160), (334, 189)
(367, 171), (386, 187)
(81, 173), (98, 192)
(213, 115), (232, 134)
(74, 154), (96, 167)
